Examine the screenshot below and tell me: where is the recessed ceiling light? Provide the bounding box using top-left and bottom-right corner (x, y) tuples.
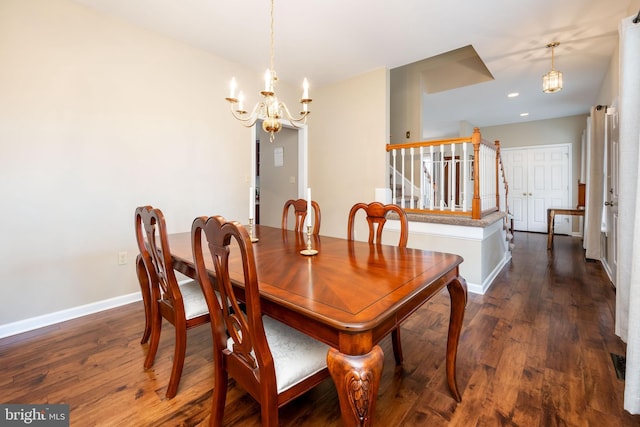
(508, 92), (519, 98)
(520, 112), (529, 117)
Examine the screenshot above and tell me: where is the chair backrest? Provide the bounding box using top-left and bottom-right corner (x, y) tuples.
(347, 202), (409, 247)
(191, 215), (277, 396)
(281, 199), (321, 235)
(134, 206), (185, 310)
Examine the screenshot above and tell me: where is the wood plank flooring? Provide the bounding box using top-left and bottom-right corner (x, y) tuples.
(1, 232), (639, 426)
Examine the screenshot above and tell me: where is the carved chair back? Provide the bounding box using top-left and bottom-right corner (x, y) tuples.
(191, 215), (329, 426)
(281, 199), (321, 235)
(347, 202), (408, 247)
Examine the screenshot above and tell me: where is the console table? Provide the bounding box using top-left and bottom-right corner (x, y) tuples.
(547, 183), (586, 250)
(547, 208), (584, 249)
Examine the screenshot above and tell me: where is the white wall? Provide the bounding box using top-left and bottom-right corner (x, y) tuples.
(0, 0), (392, 329)
(481, 114), (587, 207)
(596, 38), (620, 108)
(0, 0), (286, 326)
(309, 68), (389, 239)
(382, 218), (509, 294)
(390, 65), (422, 144)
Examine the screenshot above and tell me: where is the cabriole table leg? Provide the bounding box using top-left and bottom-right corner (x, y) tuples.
(327, 345), (384, 427)
(446, 276), (468, 401)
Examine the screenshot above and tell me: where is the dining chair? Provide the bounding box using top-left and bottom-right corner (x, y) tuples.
(134, 206), (210, 398)
(192, 215), (330, 426)
(135, 253), (152, 344)
(281, 199), (321, 234)
(347, 201), (409, 364)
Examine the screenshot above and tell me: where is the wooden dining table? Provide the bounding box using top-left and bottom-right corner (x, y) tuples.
(168, 225), (467, 427)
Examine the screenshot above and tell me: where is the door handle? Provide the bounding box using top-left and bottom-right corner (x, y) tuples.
(522, 192), (527, 196)
(604, 201), (615, 206)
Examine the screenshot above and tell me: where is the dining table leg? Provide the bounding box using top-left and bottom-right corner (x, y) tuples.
(327, 345), (384, 427)
(446, 276), (468, 401)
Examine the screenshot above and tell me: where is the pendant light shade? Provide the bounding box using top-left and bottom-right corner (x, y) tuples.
(543, 42), (563, 93)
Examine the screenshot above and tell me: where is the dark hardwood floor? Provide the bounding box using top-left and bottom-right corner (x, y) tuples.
(2, 232), (639, 426)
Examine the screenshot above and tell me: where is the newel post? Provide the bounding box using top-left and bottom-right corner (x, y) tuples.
(495, 140), (501, 211)
(471, 128), (481, 219)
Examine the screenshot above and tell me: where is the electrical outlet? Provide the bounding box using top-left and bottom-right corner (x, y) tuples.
(118, 251), (127, 265)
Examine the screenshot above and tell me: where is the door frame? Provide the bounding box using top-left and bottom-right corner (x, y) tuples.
(502, 143), (573, 234)
(601, 103), (619, 286)
(250, 120), (309, 222)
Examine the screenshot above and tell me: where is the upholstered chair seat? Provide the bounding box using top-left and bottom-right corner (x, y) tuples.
(178, 280), (210, 319)
(227, 315), (329, 394)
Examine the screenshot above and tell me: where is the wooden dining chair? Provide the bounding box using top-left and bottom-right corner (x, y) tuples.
(135, 253), (152, 344)
(192, 215), (330, 426)
(281, 199), (321, 234)
(134, 206), (210, 398)
(347, 201), (409, 364)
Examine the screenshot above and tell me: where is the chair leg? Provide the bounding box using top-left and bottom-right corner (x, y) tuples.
(260, 392), (279, 426)
(166, 323), (187, 398)
(144, 307), (162, 369)
(392, 327), (403, 365)
(209, 360), (229, 427)
(136, 255), (152, 344)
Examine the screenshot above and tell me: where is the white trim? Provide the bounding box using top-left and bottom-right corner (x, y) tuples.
(375, 187), (392, 204)
(601, 255), (614, 284)
(0, 292), (142, 339)
(387, 217), (503, 240)
(501, 142), (573, 152)
(253, 120), (309, 199)
(471, 250), (512, 295)
(387, 218), (508, 295)
(502, 143), (573, 234)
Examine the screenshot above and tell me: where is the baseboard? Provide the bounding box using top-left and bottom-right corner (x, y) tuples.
(465, 281), (484, 295)
(0, 292), (142, 339)
(467, 251), (512, 295)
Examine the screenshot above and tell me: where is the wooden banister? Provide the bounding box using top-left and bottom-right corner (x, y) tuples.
(386, 127), (508, 222)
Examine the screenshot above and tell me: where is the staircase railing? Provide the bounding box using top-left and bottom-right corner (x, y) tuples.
(386, 128), (509, 221)
(495, 141), (514, 239)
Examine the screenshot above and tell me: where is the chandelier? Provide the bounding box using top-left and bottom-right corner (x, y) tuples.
(542, 41), (563, 93)
(225, 0), (311, 142)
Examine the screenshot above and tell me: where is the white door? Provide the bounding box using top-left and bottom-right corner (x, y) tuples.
(602, 108), (619, 285)
(503, 145), (571, 233)
(502, 150), (527, 231)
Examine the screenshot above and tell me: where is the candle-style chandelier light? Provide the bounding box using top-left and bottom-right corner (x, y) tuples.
(225, 0), (311, 142)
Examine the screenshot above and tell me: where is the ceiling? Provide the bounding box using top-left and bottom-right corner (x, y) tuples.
(74, 0), (639, 138)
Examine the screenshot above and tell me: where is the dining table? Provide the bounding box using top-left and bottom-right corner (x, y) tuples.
(168, 225), (467, 427)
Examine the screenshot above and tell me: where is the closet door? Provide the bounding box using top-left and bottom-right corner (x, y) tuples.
(527, 146), (570, 233)
(503, 150), (527, 231)
(503, 145), (571, 233)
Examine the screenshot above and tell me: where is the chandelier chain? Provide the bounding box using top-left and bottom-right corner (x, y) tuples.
(224, 0), (311, 140)
(270, 0), (275, 74)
